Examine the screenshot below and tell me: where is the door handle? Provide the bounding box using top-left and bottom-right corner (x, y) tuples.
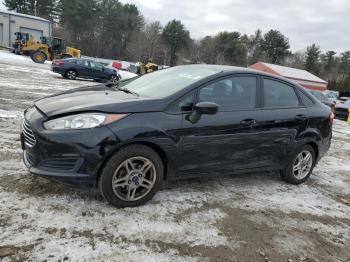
(295, 114), (306, 121)
(240, 119), (257, 126)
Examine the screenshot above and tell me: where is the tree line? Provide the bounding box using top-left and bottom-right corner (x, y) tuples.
(4, 0), (350, 91)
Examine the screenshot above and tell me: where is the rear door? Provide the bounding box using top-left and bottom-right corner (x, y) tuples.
(76, 60), (92, 78)
(177, 74), (266, 177)
(259, 77), (309, 168)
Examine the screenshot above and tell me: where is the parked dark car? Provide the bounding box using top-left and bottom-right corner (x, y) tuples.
(51, 58), (120, 83)
(308, 90), (336, 112)
(335, 99), (350, 120)
(21, 65), (333, 208)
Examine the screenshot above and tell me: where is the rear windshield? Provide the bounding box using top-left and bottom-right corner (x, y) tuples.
(119, 66), (223, 98)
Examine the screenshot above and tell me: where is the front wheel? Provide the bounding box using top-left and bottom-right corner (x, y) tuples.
(109, 75), (119, 84)
(99, 145), (164, 208)
(30, 51), (46, 63)
(280, 144), (315, 184)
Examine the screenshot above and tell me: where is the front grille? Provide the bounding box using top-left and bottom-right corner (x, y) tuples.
(40, 158), (82, 171)
(22, 119), (36, 147)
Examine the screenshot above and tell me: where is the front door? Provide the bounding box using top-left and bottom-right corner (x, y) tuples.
(89, 61), (107, 80)
(177, 75), (265, 177)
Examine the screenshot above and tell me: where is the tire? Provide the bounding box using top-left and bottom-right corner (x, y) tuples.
(30, 51), (46, 64)
(65, 70), (77, 80)
(280, 144), (315, 184)
(99, 144), (164, 208)
(109, 75), (119, 84)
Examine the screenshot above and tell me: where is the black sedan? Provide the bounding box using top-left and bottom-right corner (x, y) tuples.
(51, 58), (120, 83)
(21, 65), (333, 208)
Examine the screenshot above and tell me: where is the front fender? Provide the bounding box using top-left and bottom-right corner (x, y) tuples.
(96, 112), (182, 182)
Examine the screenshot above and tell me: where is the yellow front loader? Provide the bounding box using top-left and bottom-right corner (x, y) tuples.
(13, 33), (81, 63)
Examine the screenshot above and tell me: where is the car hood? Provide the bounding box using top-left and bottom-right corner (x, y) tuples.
(34, 85), (166, 117)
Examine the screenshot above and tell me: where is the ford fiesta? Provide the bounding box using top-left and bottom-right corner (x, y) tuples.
(21, 65), (333, 208)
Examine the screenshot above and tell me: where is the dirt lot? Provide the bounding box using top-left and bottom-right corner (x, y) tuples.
(0, 51), (349, 262)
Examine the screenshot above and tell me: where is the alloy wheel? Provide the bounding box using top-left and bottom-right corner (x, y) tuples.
(110, 76), (118, 84)
(292, 150), (313, 179)
(112, 156), (156, 201)
(67, 70), (77, 79)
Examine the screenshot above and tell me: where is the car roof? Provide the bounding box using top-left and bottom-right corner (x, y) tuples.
(174, 64), (302, 87)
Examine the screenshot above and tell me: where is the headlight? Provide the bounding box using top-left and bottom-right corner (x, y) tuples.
(43, 113), (128, 130)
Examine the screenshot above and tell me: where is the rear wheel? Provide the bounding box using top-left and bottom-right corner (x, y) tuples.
(30, 51), (46, 64)
(99, 145), (163, 208)
(280, 144), (315, 184)
(65, 70), (77, 80)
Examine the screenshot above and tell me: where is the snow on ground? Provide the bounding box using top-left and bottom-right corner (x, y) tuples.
(0, 109), (22, 119)
(0, 51), (349, 261)
(119, 69), (138, 80)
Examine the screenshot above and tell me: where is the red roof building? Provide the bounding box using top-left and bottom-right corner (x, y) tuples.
(249, 62), (327, 91)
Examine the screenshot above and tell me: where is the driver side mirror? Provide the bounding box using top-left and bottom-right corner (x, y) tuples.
(188, 102), (219, 123)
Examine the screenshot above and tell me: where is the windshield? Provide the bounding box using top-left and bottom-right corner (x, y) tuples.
(344, 99), (350, 106)
(118, 66), (224, 98)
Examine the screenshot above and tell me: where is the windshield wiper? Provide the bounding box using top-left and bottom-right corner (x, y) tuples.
(116, 86), (139, 97)
(106, 81), (139, 97)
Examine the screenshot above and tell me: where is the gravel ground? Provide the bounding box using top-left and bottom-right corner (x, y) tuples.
(0, 51), (349, 262)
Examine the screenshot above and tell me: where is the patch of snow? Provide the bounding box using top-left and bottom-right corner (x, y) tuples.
(0, 50), (51, 69)
(119, 69), (138, 80)
(0, 109), (23, 118)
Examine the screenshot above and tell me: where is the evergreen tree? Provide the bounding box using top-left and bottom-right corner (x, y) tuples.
(304, 44), (321, 75)
(214, 31), (247, 66)
(162, 19), (190, 66)
(261, 29), (290, 64)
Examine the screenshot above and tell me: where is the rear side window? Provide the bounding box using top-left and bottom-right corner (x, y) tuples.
(77, 60), (89, 67)
(263, 79), (300, 108)
(298, 90), (314, 106)
(199, 76), (257, 111)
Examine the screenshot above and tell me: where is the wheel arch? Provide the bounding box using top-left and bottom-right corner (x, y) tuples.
(305, 141), (319, 161)
(299, 128), (322, 161)
(96, 140), (170, 187)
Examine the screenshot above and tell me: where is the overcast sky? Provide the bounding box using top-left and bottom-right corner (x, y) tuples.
(1, 0), (349, 53)
(119, 0), (349, 53)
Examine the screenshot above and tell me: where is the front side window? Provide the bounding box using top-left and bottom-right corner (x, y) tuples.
(168, 93), (194, 113)
(90, 61), (104, 71)
(263, 79), (300, 108)
(199, 76), (257, 111)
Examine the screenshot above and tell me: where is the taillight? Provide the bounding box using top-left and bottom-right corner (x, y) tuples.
(54, 59), (64, 65)
(329, 112), (334, 124)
